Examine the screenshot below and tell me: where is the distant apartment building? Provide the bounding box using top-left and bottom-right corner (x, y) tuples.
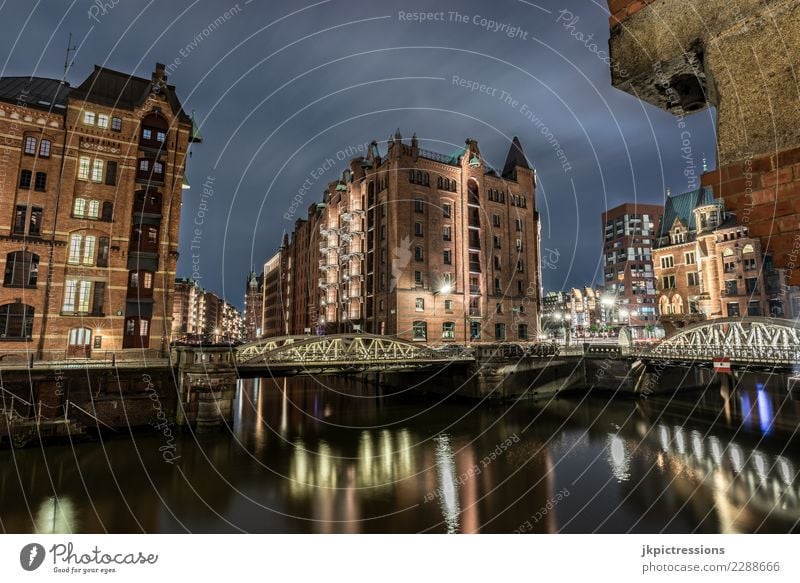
(541, 287), (604, 339)
(243, 270), (263, 340)
(261, 249), (287, 338)
(221, 300), (245, 341)
(172, 278), (206, 338)
(171, 277), (244, 342)
(652, 189), (796, 328)
(261, 132), (542, 344)
(0, 63), (199, 359)
(601, 202), (663, 337)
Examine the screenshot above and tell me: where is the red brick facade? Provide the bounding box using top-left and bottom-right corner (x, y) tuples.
(265, 133), (542, 344)
(701, 146), (800, 286)
(0, 64), (197, 360)
(607, 0), (660, 26)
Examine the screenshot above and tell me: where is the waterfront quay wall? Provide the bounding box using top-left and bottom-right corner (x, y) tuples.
(0, 363), (177, 447)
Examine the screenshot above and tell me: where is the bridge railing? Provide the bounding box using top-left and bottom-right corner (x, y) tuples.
(635, 344), (800, 364)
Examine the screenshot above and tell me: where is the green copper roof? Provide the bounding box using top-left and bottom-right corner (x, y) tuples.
(445, 147), (466, 165)
(659, 187), (715, 238)
(190, 112), (203, 143)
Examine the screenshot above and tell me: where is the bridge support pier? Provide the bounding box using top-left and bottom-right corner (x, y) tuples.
(178, 372), (237, 432)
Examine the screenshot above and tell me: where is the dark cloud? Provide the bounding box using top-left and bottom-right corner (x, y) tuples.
(0, 0), (717, 307)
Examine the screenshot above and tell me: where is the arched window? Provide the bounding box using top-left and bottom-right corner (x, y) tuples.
(73, 197), (86, 217)
(4, 251), (39, 287)
(67, 327), (92, 357)
(415, 170), (422, 184)
(412, 321), (427, 340)
(437, 176), (443, 189)
(742, 244), (754, 254)
(672, 295), (683, 315)
(444, 178), (450, 190)
(723, 248), (734, 257)
(0, 303), (34, 339)
(423, 173), (429, 186)
(409, 170), (415, 183)
(658, 295), (670, 316)
(468, 179), (480, 205)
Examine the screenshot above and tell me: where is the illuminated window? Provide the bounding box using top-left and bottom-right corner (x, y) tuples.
(91, 159), (103, 182)
(83, 111), (96, 125)
(73, 198), (86, 216)
(24, 136), (37, 155)
(97, 114), (109, 128)
(78, 157), (91, 180)
(442, 322), (455, 339)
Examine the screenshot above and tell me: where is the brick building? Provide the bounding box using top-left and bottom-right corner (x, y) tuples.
(601, 202), (663, 337)
(542, 286), (609, 340)
(172, 277), (206, 339)
(263, 132), (542, 344)
(0, 63), (199, 359)
(604, 0), (800, 286)
(261, 249), (287, 338)
(652, 188), (793, 328)
(171, 277), (244, 342)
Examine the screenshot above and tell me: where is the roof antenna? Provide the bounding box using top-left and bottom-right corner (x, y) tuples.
(62, 32), (77, 83)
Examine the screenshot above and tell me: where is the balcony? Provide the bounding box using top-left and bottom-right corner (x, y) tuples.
(133, 192), (162, 215)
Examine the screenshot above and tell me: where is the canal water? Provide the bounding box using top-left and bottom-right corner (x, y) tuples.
(1, 373), (798, 533)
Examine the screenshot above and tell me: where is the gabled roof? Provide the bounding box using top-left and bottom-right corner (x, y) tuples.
(69, 65), (192, 123)
(0, 65), (193, 124)
(658, 187), (715, 238)
(0, 76), (70, 111)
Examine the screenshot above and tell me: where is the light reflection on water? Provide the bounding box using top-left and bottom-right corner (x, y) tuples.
(0, 373), (797, 533)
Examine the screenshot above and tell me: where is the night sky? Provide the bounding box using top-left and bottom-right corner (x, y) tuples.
(0, 0), (718, 308)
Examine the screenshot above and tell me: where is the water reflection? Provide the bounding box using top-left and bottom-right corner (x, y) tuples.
(607, 435), (630, 482)
(434, 435), (460, 533)
(34, 496), (76, 534)
(0, 373), (797, 533)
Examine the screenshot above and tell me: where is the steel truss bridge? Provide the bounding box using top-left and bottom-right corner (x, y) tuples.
(235, 333), (473, 373)
(634, 317), (800, 368)
(232, 318), (799, 374)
